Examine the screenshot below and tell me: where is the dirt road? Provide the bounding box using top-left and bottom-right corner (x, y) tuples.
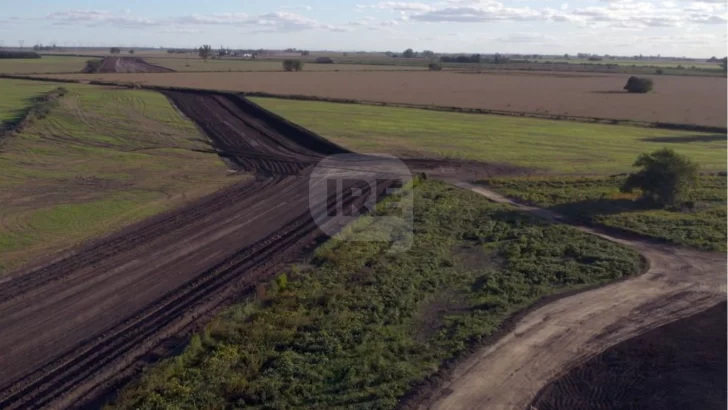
(419, 183), (726, 410)
(82, 57), (174, 73)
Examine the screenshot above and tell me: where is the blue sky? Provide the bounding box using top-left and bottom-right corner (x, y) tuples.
(1, 0), (726, 57)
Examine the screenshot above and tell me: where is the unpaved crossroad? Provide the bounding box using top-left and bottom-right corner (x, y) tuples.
(421, 182), (726, 410)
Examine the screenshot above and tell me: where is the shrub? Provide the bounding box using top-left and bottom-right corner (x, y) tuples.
(623, 76), (653, 93)
(83, 59), (103, 73)
(282, 59), (304, 71)
(655, 68), (664, 75)
(428, 62), (442, 71)
(621, 148), (699, 207)
(314, 57), (334, 64)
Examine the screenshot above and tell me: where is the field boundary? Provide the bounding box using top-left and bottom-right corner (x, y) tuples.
(3, 74), (726, 134)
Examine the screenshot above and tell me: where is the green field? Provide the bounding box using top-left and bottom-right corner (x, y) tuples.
(250, 98), (727, 174)
(107, 180), (642, 410)
(481, 176), (727, 251)
(0, 55), (89, 74)
(0, 80), (64, 126)
(0, 79), (243, 274)
(145, 57), (427, 72)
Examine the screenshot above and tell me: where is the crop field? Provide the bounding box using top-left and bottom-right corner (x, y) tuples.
(250, 97), (726, 173)
(480, 176), (727, 251)
(40, 70), (728, 127)
(144, 57), (427, 72)
(0, 56), (90, 74)
(0, 79), (241, 274)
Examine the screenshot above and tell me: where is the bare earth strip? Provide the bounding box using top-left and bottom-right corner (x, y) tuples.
(420, 182), (727, 410)
(35, 71), (727, 127)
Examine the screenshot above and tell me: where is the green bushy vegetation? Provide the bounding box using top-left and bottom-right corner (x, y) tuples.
(481, 176), (726, 251)
(108, 181), (641, 410)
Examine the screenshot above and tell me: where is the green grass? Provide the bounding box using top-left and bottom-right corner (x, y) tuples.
(480, 176), (727, 251)
(250, 98), (727, 174)
(0, 78), (243, 274)
(107, 180), (642, 410)
(0, 80), (65, 126)
(145, 58), (427, 72)
(0, 55), (89, 74)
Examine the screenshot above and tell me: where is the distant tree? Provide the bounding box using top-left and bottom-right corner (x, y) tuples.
(198, 44), (212, 62)
(384, 51), (393, 57)
(128, 49), (134, 55)
(302, 50), (310, 56)
(218, 46), (227, 57)
(621, 148), (699, 207)
(402, 48), (415, 58)
(315, 57), (334, 64)
(492, 53), (507, 64)
(623, 76), (653, 93)
(720, 57), (728, 72)
(421, 50), (435, 59)
(427, 62), (442, 71)
(655, 68), (664, 75)
(564, 53), (569, 59)
(282, 59), (303, 71)
(109, 47), (121, 54)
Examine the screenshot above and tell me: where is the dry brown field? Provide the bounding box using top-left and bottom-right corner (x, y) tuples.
(37, 70), (727, 127)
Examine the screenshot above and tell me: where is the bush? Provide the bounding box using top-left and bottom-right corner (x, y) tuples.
(655, 68), (664, 75)
(428, 62), (442, 71)
(83, 59), (103, 73)
(282, 59), (304, 71)
(623, 76), (653, 93)
(314, 57), (334, 64)
(0, 51), (41, 59)
(621, 148), (699, 207)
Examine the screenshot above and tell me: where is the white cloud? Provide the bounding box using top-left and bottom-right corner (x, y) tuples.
(497, 33), (554, 43)
(47, 10), (156, 28)
(357, 2), (435, 12)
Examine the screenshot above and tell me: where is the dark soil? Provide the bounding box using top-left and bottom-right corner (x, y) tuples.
(530, 302), (727, 410)
(82, 57), (174, 73)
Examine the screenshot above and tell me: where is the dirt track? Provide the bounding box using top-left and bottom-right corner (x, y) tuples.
(82, 57), (174, 73)
(0, 91), (519, 409)
(417, 183), (727, 410)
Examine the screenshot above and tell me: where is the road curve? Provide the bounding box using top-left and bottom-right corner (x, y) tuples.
(421, 182), (726, 410)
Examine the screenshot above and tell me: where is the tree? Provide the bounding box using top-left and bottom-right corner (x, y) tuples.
(421, 50), (435, 59)
(302, 50), (310, 56)
(198, 45), (212, 62)
(282, 59), (303, 71)
(720, 57), (728, 72)
(402, 48), (415, 58)
(564, 53), (569, 60)
(109, 47), (121, 54)
(128, 49), (134, 55)
(621, 148), (699, 207)
(623, 76), (653, 93)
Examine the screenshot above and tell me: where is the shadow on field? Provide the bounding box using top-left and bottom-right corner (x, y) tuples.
(549, 198), (646, 221)
(641, 135), (727, 144)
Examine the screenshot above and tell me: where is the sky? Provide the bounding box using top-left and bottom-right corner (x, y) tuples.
(0, 0), (726, 57)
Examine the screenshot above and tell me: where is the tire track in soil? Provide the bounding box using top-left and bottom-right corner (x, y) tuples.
(411, 182), (726, 410)
(0, 90), (534, 409)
